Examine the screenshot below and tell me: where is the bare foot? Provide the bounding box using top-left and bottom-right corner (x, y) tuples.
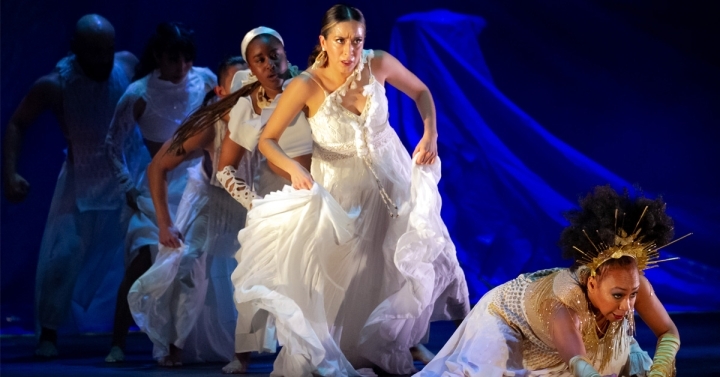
(159, 344), (183, 367)
(105, 346), (125, 362)
(410, 344), (435, 364)
(34, 340), (58, 358)
(222, 352), (251, 374)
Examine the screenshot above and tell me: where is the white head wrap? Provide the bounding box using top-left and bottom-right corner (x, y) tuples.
(240, 26), (284, 62)
(231, 27), (296, 94)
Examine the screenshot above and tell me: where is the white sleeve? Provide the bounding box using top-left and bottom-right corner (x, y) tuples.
(227, 96), (262, 152)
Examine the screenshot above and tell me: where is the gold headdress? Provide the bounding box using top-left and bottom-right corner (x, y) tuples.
(573, 207), (691, 276)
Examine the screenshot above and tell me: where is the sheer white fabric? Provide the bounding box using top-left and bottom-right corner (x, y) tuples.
(128, 160), (254, 362)
(105, 67), (215, 262)
(35, 54), (136, 333)
(105, 67), (216, 192)
(231, 50), (469, 376)
(139, 67), (215, 143)
(57, 54), (132, 210)
(415, 272), (652, 377)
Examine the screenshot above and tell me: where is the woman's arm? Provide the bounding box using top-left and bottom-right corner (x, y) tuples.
(258, 77), (316, 190)
(216, 129), (257, 209)
(635, 276), (680, 376)
(148, 127), (214, 248)
(372, 50), (437, 165)
(549, 305), (613, 377)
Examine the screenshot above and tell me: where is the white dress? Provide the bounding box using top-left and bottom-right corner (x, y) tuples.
(415, 269), (653, 377)
(218, 85), (315, 355)
(105, 67), (216, 262)
(126, 113), (256, 362)
(232, 50), (470, 376)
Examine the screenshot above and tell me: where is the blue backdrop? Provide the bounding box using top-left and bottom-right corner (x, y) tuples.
(1, 0), (718, 335)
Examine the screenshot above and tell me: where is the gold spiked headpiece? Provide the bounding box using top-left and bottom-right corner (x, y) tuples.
(573, 207), (690, 276)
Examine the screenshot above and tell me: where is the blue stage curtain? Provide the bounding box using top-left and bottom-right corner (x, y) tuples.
(387, 10), (720, 312)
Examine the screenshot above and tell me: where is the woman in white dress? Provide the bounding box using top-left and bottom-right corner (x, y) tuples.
(104, 21), (216, 363)
(236, 5), (470, 376)
(171, 27), (313, 373)
(122, 56), (250, 367)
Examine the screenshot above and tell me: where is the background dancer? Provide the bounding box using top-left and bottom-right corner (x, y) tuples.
(2, 14), (138, 358)
(103, 21), (216, 363)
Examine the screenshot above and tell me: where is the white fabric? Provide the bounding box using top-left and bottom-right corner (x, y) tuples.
(56, 54), (130, 211)
(124, 158), (195, 263)
(225, 92), (306, 199)
(227, 80), (313, 158)
(414, 287), (653, 377)
(35, 161), (128, 332)
(230, 69), (252, 93)
(240, 26), (284, 62)
(127, 111), (275, 362)
(139, 67), (216, 143)
(105, 66), (215, 260)
(232, 50), (469, 375)
(233, 183), (360, 377)
(105, 66), (215, 192)
(35, 54), (136, 333)
(128, 162), (255, 362)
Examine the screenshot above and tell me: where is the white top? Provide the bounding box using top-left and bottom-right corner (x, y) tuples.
(227, 78), (313, 158)
(139, 67), (216, 143)
(105, 66), (216, 192)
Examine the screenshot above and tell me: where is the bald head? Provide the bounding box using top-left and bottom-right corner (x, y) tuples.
(75, 14), (115, 41)
(71, 14), (116, 81)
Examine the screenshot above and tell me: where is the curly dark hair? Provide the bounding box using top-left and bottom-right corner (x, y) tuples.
(560, 185), (675, 270)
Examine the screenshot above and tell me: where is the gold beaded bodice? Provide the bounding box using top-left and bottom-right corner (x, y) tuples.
(488, 268), (631, 373)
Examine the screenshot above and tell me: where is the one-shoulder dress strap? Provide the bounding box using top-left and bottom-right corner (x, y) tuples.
(300, 71), (329, 97)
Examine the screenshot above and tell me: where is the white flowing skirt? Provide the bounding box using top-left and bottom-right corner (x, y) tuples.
(127, 162), (250, 362)
(124, 157), (198, 264)
(35, 161), (128, 333)
(415, 287), (653, 377)
(233, 132), (469, 376)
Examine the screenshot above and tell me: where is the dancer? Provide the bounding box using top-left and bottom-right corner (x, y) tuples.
(104, 21), (216, 363)
(165, 27), (312, 373)
(416, 185), (681, 377)
(183, 26), (312, 373)
(215, 27), (312, 208)
(2, 14), (137, 357)
(236, 5), (470, 375)
(123, 56), (250, 367)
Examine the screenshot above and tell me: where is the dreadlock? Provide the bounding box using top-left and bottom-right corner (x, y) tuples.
(167, 80), (259, 156)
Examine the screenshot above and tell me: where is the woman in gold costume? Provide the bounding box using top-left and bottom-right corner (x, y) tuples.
(416, 185), (682, 377)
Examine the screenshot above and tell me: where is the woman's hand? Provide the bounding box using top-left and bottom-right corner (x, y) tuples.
(159, 224), (184, 249)
(412, 134), (438, 165)
(289, 161), (314, 190)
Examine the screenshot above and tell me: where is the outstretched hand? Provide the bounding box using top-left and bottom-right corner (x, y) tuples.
(412, 134), (438, 165)
(4, 173), (30, 202)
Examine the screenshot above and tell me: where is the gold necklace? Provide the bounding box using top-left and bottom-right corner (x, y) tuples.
(256, 86), (272, 109)
(594, 316), (608, 335)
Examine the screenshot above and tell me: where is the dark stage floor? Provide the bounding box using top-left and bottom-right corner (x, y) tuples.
(2, 312), (719, 377)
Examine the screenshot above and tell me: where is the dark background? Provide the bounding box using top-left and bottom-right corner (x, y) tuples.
(2, 0), (718, 333)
